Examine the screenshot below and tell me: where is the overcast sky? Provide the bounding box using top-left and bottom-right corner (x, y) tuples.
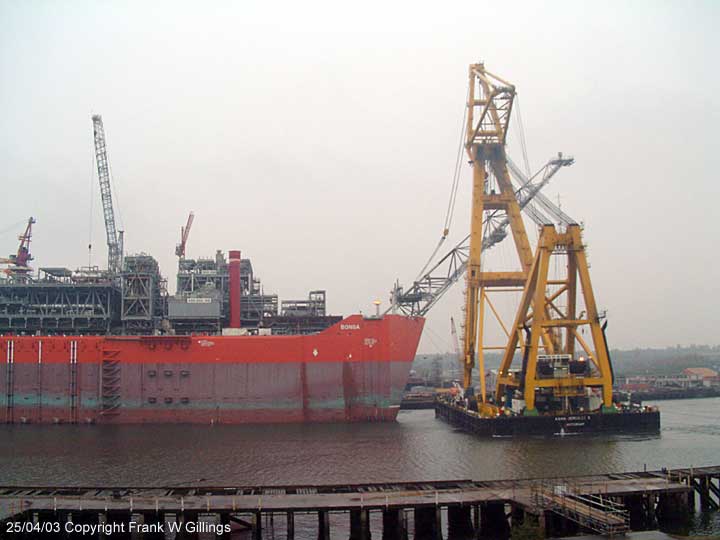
(1, 0), (718, 352)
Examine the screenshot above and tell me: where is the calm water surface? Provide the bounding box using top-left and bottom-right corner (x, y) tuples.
(0, 397), (718, 486)
(1, 398), (719, 538)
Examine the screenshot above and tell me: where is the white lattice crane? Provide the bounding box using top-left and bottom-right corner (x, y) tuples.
(92, 115), (123, 274)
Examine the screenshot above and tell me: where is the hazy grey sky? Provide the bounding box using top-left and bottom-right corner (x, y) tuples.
(1, 0), (718, 352)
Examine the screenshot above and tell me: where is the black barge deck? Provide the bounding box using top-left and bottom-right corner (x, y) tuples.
(435, 399), (660, 437)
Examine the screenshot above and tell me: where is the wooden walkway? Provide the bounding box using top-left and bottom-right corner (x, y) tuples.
(536, 489), (629, 535)
(0, 468), (707, 520)
(0, 466), (716, 539)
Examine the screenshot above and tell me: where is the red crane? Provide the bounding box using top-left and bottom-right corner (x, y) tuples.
(175, 212), (194, 259)
(1, 217), (36, 280)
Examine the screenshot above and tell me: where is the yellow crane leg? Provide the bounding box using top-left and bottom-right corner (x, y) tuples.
(523, 228), (554, 412)
(570, 226), (614, 409)
(478, 287), (487, 403)
(462, 156), (486, 393)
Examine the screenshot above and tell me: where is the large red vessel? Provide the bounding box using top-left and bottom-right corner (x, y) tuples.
(0, 314), (424, 424)
(0, 117), (428, 425)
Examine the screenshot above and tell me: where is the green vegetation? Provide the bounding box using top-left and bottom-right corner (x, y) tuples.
(511, 516), (544, 540)
(610, 346), (720, 376)
(413, 345), (720, 379)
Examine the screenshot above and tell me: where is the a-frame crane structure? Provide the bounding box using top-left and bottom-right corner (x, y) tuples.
(495, 224), (615, 414)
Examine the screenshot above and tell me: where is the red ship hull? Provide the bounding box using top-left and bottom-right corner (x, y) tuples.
(0, 315), (424, 424)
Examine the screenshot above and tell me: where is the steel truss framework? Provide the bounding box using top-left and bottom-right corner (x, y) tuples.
(0, 283), (119, 334)
(176, 255), (279, 328)
(495, 224), (614, 411)
(282, 291), (327, 317)
(121, 255), (167, 334)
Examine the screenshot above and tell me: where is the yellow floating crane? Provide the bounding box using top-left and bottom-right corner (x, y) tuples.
(391, 63), (606, 418)
(458, 63), (614, 417)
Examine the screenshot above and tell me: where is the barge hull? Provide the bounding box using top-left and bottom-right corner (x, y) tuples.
(435, 400), (660, 436)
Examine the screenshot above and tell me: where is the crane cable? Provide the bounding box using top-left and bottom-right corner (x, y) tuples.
(89, 141), (95, 266)
(514, 95), (532, 178)
(0, 219), (29, 238)
(444, 85), (470, 235)
(414, 86), (469, 282)
(424, 324), (453, 353)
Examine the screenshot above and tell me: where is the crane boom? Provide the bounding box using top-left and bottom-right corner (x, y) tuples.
(92, 114), (122, 274)
(175, 212), (195, 258)
(15, 217), (35, 267)
(506, 156), (577, 226)
(389, 154), (573, 317)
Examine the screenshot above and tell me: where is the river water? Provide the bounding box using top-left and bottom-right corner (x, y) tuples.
(0, 397), (718, 536)
(1, 398), (718, 486)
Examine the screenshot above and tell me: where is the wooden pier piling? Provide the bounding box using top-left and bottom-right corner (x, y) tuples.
(1, 466), (718, 539)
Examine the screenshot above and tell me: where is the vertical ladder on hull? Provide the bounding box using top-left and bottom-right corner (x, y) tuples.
(5, 341), (14, 423)
(100, 349), (122, 417)
(69, 340), (78, 424)
(37, 341), (43, 422)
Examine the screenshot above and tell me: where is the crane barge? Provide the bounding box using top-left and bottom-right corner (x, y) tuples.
(421, 63), (660, 435)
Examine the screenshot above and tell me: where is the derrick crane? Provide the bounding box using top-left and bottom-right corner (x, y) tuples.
(506, 156), (577, 227)
(92, 115), (123, 274)
(175, 212), (195, 259)
(0, 217), (36, 281)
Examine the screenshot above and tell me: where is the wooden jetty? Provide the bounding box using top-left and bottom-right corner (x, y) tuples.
(0, 466), (717, 539)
